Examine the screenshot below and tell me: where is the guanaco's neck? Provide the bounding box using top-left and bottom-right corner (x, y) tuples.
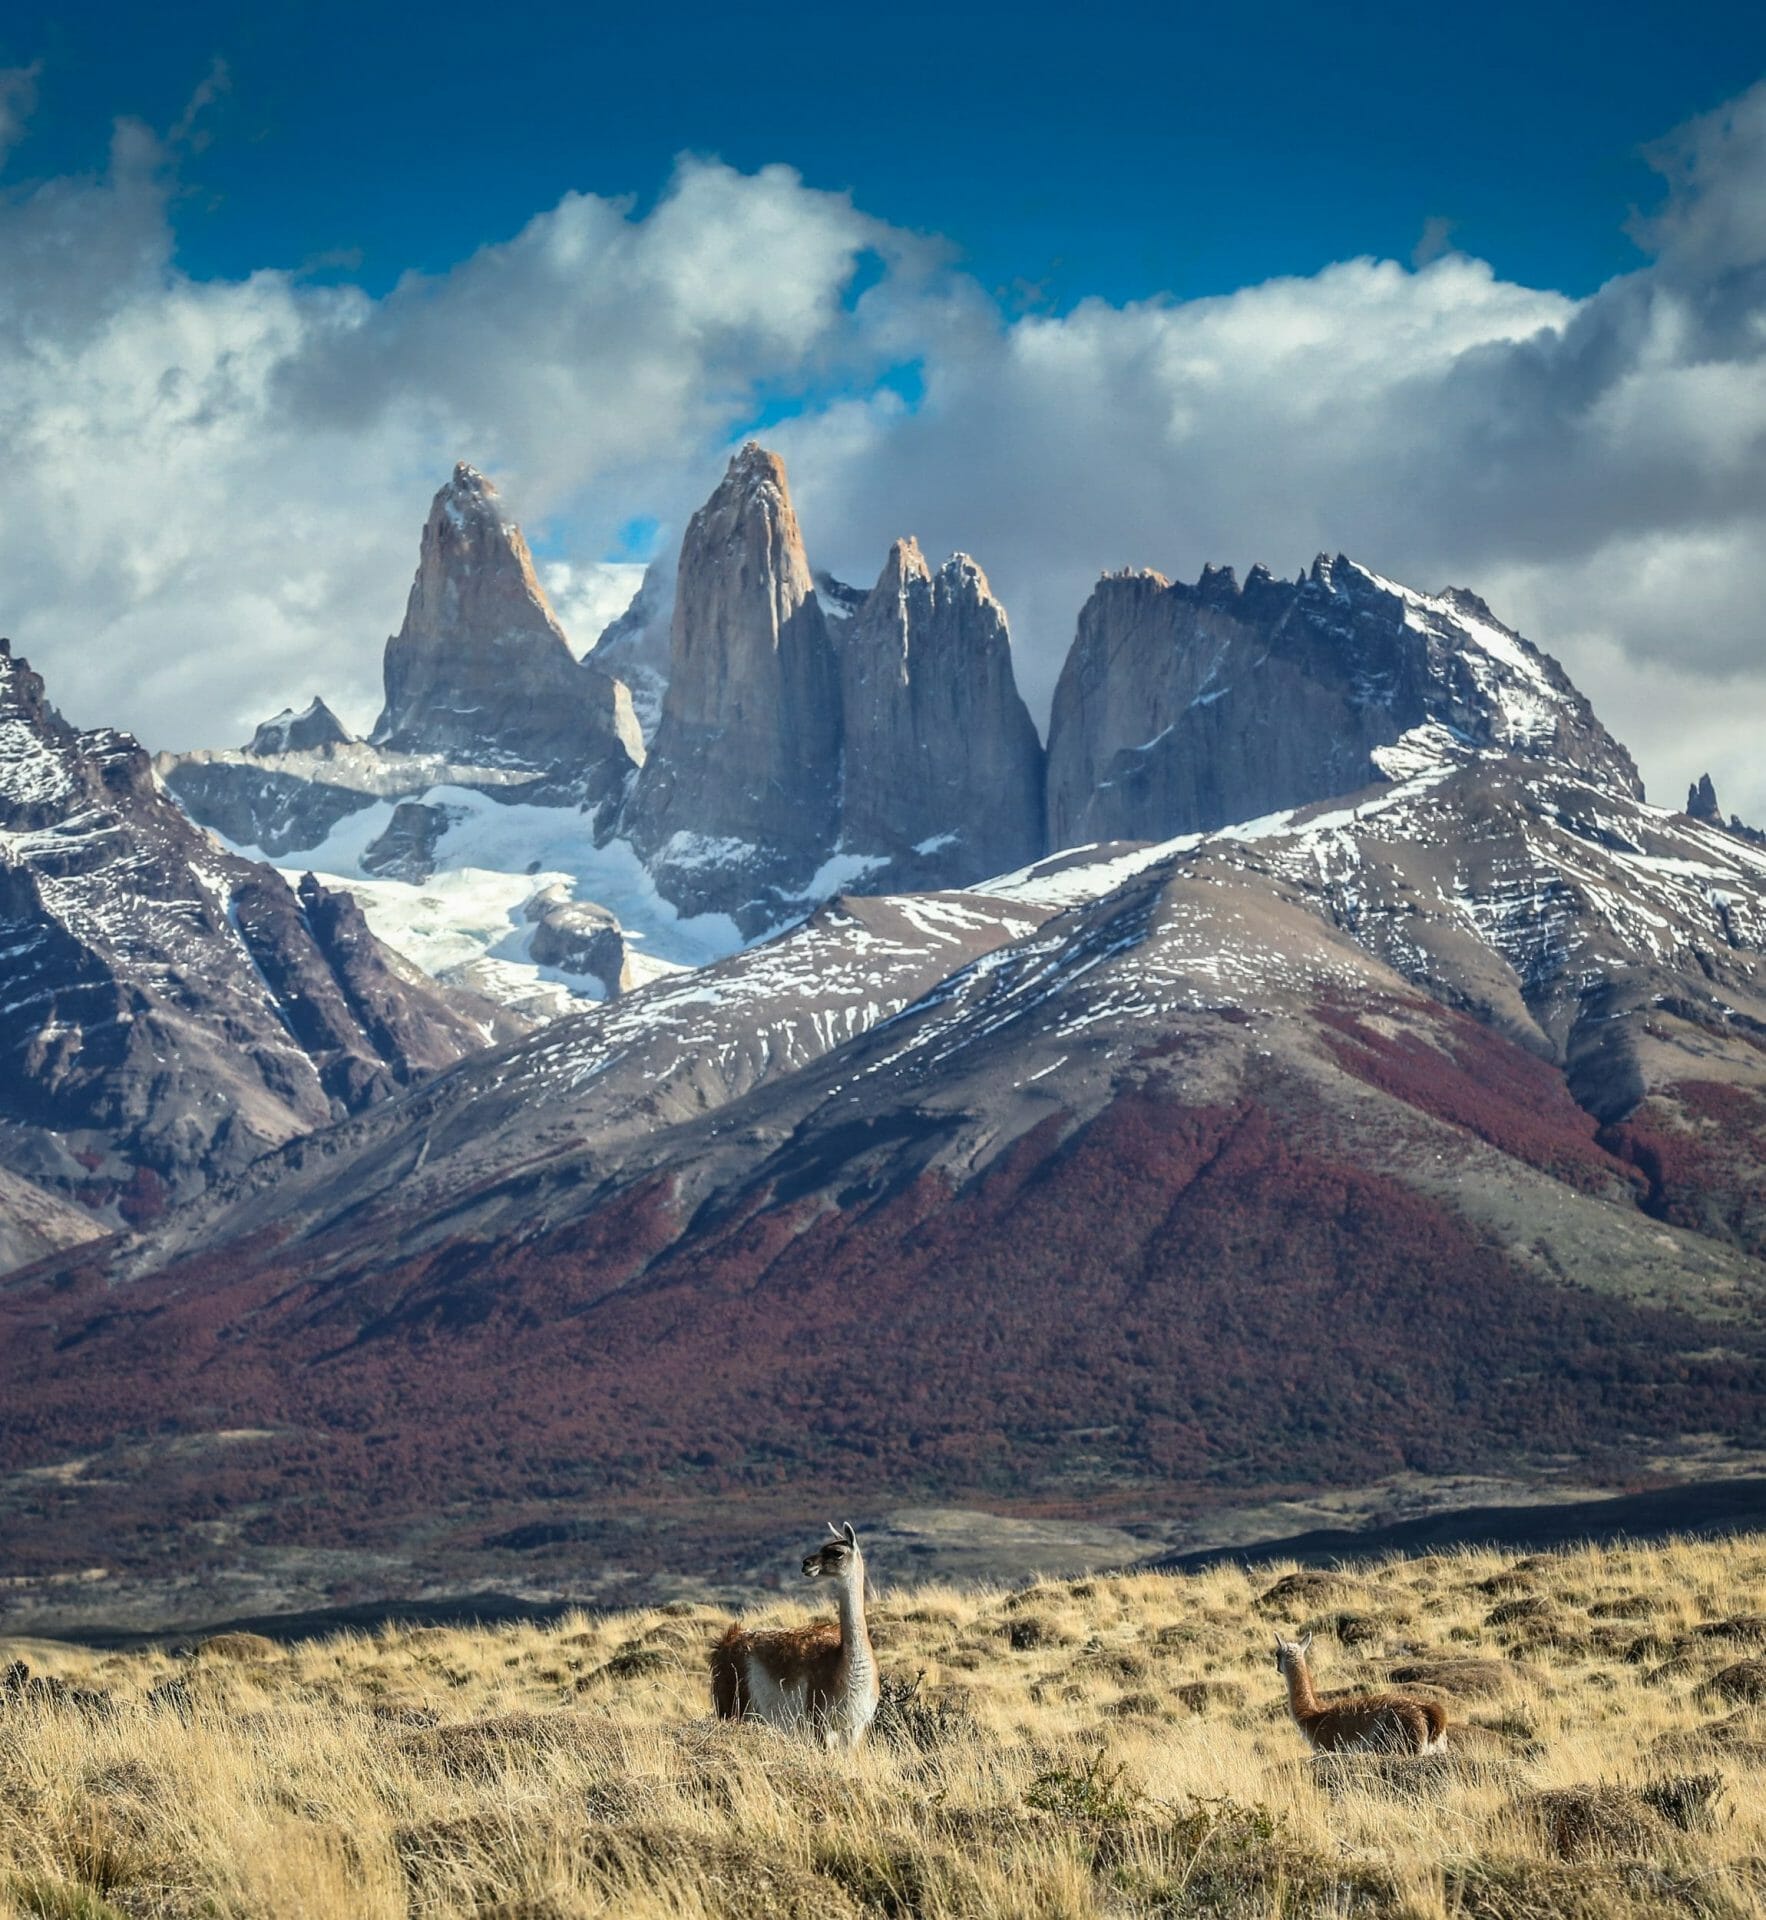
(833, 1560), (874, 1678)
(1282, 1656), (1320, 1721)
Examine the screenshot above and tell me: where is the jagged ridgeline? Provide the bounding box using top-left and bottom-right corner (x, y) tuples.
(162, 444), (1643, 949)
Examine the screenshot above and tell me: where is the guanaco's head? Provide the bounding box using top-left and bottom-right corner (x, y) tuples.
(803, 1522), (861, 1582)
(1273, 1632), (1313, 1676)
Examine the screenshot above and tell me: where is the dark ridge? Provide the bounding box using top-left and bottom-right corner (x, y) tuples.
(24, 1591), (605, 1654)
(1149, 1477), (1766, 1574)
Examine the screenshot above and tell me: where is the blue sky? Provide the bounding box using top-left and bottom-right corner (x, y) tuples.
(8, 0), (1763, 304)
(1, 2), (1765, 819)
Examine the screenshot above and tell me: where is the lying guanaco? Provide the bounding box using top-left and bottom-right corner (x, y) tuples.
(1273, 1633), (1446, 1754)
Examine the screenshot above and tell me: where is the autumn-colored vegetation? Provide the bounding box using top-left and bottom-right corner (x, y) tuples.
(1603, 1079), (1766, 1257)
(1315, 999), (1640, 1195)
(1, 1086), (1759, 1592)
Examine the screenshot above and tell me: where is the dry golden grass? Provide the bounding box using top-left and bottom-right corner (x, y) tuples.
(4, 1535), (1766, 1918)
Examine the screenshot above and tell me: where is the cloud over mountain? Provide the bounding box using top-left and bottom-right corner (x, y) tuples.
(0, 81), (1763, 815)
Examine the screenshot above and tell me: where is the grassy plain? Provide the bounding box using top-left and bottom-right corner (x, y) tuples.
(3, 1535), (1765, 1918)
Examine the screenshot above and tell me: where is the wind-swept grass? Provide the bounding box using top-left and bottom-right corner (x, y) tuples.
(3, 1535), (1765, 1917)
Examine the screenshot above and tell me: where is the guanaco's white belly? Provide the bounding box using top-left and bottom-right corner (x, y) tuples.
(744, 1661), (812, 1728)
(743, 1656), (878, 1749)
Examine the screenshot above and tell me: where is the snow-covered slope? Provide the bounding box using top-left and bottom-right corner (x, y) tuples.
(215, 786), (745, 1018)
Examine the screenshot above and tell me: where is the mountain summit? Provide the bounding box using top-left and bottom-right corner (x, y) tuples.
(246, 697), (353, 757)
(623, 444), (842, 921)
(1046, 555), (1641, 846)
(373, 463), (642, 814)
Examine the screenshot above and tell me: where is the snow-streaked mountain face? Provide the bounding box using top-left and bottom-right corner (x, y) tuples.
(1045, 555), (1641, 850)
(6, 737), (1762, 1600)
(50, 740), (1766, 1333)
(0, 640), (517, 1241)
(121, 886), (1056, 1272)
(1199, 754), (1766, 1116)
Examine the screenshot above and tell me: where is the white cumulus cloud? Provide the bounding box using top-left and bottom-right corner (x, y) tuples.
(0, 131), (907, 744)
(0, 79), (1763, 823)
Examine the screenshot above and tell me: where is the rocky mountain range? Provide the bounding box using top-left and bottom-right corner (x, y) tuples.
(1, 444), (1763, 1624)
(158, 442), (1643, 975)
(0, 637), (514, 1233)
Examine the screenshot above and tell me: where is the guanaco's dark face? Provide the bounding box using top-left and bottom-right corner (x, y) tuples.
(803, 1522), (860, 1578)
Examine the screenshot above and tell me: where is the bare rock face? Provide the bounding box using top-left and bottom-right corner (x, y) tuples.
(1685, 772), (1765, 848)
(361, 800), (459, 883)
(1045, 555), (1642, 847)
(247, 698), (354, 757)
(525, 885), (634, 997)
(373, 464), (642, 826)
(588, 559), (673, 744)
(623, 445), (841, 928)
(0, 636), (509, 1242)
(839, 538), (1045, 886)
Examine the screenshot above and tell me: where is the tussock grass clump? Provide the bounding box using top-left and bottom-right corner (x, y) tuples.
(1704, 1659), (1766, 1704)
(1387, 1655), (1533, 1696)
(3, 1536), (1765, 1917)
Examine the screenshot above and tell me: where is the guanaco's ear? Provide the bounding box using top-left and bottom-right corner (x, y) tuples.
(1298, 1633), (1313, 1655)
(841, 1522), (858, 1548)
(827, 1521), (841, 1538)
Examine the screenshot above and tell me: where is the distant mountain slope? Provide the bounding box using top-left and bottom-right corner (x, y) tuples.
(113, 887), (1055, 1274)
(3, 746), (1761, 1594)
(0, 639), (516, 1244)
(0, 1163), (104, 1274)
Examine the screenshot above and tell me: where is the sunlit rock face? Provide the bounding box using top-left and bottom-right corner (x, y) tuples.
(374, 462), (641, 825)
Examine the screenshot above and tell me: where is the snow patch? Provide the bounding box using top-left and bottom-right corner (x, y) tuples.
(214, 785), (744, 1012)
